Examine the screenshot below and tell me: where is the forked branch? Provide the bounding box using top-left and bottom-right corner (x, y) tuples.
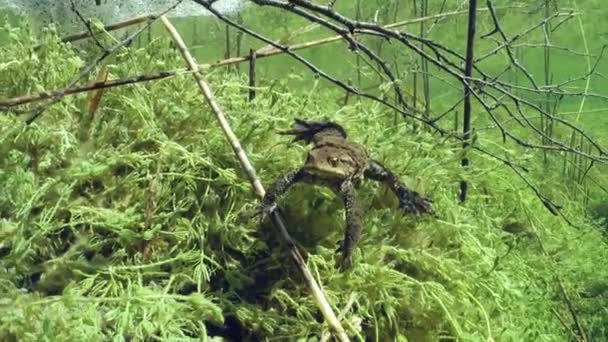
(189, 0), (607, 225)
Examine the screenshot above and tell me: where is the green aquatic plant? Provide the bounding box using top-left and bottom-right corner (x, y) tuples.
(0, 23), (607, 341)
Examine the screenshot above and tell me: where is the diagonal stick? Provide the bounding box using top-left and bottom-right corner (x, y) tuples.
(159, 15), (350, 342)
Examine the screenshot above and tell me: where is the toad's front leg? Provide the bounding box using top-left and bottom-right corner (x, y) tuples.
(336, 179), (363, 271)
(364, 160), (433, 215)
(262, 169), (307, 217)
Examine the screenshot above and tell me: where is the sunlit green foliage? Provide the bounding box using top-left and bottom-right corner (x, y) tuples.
(0, 21), (607, 341)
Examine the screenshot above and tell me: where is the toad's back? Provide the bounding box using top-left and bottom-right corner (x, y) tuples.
(303, 135), (369, 180)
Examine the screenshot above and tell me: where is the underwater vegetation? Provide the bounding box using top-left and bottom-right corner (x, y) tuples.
(1, 5), (608, 341)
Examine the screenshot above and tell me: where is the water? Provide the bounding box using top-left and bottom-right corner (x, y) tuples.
(0, 0), (247, 34)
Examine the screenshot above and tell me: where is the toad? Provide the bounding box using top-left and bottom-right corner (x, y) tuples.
(262, 119), (433, 271)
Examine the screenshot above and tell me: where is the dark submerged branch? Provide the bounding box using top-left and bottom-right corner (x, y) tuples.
(459, 0), (478, 203)
(69, 0), (106, 50)
(188, 0), (606, 224)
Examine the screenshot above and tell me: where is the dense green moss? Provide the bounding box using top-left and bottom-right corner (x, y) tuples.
(0, 22), (607, 341)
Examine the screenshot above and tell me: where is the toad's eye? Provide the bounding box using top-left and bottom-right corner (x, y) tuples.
(329, 157), (339, 167)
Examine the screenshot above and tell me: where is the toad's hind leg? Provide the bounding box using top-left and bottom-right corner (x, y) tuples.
(336, 179), (363, 271)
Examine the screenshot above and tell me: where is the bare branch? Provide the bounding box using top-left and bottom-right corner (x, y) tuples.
(197, 0), (604, 223)
(24, 0), (185, 124)
(0, 71), (181, 109)
(159, 14), (350, 342)
(69, 0), (105, 50)
(459, 0), (478, 203)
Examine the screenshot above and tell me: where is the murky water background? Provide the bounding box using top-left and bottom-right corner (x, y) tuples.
(0, 0), (247, 33)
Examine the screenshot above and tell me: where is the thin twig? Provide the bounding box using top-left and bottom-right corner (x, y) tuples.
(69, 0), (105, 49)
(268, 0), (607, 161)
(47, 15), (151, 47)
(159, 15), (350, 342)
(24, 0), (184, 124)
(320, 293), (358, 342)
(532, 233), (589, 341)
(572, 1), (593, 124)
(0, 71), (181, 109)
(551, 308), (578, 341)
(254, 1), (410, 111)
(42, 5), (522, 50)
(2, 17), (426, 111)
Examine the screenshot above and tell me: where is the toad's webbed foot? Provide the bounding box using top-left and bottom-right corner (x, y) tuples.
(336, 179), (363, 271)
(397, 189), (433, 216)
(364, 160), (433, 216)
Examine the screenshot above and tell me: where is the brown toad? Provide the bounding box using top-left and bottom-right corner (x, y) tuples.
(262, 119), (433, 271)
